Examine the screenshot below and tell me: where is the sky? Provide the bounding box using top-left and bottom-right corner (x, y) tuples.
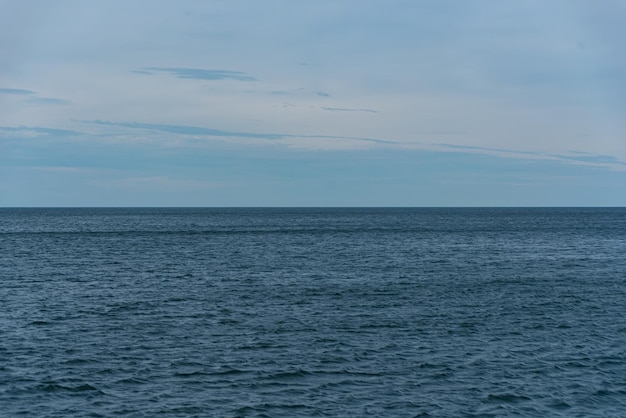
(1, 0), (625, 206)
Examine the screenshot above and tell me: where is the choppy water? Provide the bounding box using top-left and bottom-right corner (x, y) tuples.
(1, 208), (625, 417)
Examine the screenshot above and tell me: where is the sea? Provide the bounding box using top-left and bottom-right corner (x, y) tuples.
(1, 208), (625, 417)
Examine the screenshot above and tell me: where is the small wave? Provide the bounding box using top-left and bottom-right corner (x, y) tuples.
(266, 369), (313, 380)
(486, 393), (532, 404)
(209, 367), (248, 376)
(174, 370), (210, 377)
(62, 358), (99, 365)
(593, 388), (625, 397)
(37, 382), (101, 393)
(114, 377), (149, 385)
(233, 402), (314, 416)
(547, 400), (572, 410)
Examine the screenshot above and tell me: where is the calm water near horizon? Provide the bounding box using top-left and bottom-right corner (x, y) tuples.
(1, 208), (625, 417)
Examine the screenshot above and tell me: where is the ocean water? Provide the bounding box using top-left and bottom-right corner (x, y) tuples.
(1, 208), (625, 417)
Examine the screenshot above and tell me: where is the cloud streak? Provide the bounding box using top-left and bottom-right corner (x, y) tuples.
(89, 120), (284, 140)
(139, 67), (256, 81)
(322, 107), (378, 113)
(0, 88), (67, 105)
(0, 126), (81, 136)
(87, 120), (397, 145)
(435, 143), (626, 171)
(0, 88), (36, 95)
(28, 97), (69, 105)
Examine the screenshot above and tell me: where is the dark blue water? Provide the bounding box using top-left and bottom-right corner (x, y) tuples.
(1, 208), (625, 417)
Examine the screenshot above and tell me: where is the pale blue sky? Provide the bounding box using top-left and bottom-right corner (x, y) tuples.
(1, 0), (625, 206)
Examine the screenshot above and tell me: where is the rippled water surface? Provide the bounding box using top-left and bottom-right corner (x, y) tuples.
(1, 208), (625, 417)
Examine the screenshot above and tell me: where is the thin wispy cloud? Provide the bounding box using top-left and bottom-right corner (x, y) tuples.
(0, 126), (81, 136)
(322, 107), (378, 113)
(89, 120), (284, 140)
(549, 153), (626, 168)
(87, 120), (396, 145)
(140, 67), (256, 81)
(0, 88), (67, 105)
(292, 134), (396, 145)
(0, 88), (36, 95)
(83, 120), (624, 169)
(28, 97), (69, 105)
(434, 143), (626, 171)
(436, 143), (542, 156)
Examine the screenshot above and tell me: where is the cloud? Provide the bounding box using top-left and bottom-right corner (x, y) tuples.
(0, 88), (36, 95)
(0, 126), (81, 136)
(436, 142), (540, 156)
(139, 67), (256, 81)
(0, 88), (67, 105)
(28, 97), (70, 105)
(87, 120), (397, 146)
(293, 134), (396, 145)
(89, 120), (284, 140)
(434, 142), (626, 171)
(322, 107), (378, 113)
(549, 153), (626, 167)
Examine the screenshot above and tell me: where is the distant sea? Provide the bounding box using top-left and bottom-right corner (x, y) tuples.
(1, 208), (625, 417)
